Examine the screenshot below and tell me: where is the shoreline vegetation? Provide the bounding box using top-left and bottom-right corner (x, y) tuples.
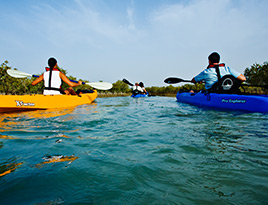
(1, 60), (268, 96)
(97, 92), (177, 98)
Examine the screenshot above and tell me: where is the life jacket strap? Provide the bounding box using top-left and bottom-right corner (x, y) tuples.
(44, 87), (65, 94)
(207, 63), (225, 68)
(45, 67), (60, 71)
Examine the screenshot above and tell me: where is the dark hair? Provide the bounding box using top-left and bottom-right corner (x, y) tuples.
(208, 52), (220, 63)
(139, 82), (144, 87)
(48, 57), (57, 68)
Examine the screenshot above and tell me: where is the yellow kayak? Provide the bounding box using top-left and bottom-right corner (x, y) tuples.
(0, 90), (97, 113)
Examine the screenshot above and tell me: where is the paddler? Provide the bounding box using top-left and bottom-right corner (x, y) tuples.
(32, 57), (82, 95)
(132, 82), (144, 95)
(139, 82), (148, 94)
(191, 52), (246, 93)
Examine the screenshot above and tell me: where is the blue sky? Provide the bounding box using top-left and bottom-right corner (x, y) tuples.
(1, 0), (267, 86)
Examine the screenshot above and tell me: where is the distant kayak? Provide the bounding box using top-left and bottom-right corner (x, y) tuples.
(131, 93), (148, 98)
(176, 91), (268, 113)
(0, 90), (97, 113)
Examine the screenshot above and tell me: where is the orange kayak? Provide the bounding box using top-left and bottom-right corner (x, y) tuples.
(0, 90), (97, 113)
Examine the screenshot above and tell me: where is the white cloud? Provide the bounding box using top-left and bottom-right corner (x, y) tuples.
(148, 0), (262, 47)
(143, 0), (268, 80)
(127, 8), (135, 30)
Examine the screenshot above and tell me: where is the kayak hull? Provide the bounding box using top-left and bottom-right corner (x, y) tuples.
(131, 93), (148, 98)
(0, 91), (97, 113)
(176, 92), (268, 113)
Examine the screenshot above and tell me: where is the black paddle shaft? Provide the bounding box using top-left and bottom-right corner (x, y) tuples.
(164, 77), (192, 84)
(122, 78), (134, 86)
(164, 77), (268, 89)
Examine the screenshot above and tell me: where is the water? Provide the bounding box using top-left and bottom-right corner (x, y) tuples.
(0, 96), (267, 204)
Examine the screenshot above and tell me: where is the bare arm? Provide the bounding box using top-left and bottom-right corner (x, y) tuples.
(32, 74), (44, 86)
(237, 74), (246, 82)
(59, 72), (82, 87)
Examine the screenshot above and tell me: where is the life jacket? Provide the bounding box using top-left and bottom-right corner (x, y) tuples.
(43, 67), (63, 95)
(132, 85), (143, 95)
(208, 63), (241, 94)
(207, 63), (225, 68)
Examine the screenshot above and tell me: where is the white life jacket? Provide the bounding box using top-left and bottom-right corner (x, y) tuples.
(132, 85), (143, 92)
(43, 68), (62, 95)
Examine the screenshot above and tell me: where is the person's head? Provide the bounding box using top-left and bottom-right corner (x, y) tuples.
(48, 57), (57, 69)
(139, 82), (144, 87)
(208, 52), (220, 64)
(135, 82), (139, 86)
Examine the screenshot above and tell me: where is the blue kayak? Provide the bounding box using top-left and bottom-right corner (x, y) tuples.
(131, 93), (148, 98)
(176, 91), (268, 113)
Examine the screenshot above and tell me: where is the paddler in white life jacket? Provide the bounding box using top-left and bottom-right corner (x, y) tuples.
(132, 82), (144, 95)
(139, 82), (147, 94)
(32, 57), (82, 95)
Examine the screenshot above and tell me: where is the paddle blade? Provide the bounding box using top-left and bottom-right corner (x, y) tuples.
(86, 82), (113, 90)
(7, 69), (33, 78)
(122, 78), (133, 86)
(164, 77), (190, 84)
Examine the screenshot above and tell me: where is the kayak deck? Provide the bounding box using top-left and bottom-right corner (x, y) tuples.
(0, 90), (97, 113)
(176, 91), (268, 113)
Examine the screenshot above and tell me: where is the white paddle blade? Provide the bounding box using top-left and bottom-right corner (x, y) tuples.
(7, 69), (32, 78)
(86, 82), (113, 90)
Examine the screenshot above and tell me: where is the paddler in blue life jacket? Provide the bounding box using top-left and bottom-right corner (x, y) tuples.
(191, 52), (246, 93)
(32, 57), (82, 95)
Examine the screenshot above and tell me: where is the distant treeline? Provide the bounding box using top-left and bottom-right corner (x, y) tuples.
(1, 60), (267, 95)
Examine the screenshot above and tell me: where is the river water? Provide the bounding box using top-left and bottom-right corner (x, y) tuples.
(0, 96), (267, 204)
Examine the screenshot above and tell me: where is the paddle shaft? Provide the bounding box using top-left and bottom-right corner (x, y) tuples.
(33, 75), (112, 89)
(31, 74), (85, 85)
(165, 77), (268, 89)
(181, 80), (192, 83)
(7, 69), (112, 90)
(122, 78), (134, 86)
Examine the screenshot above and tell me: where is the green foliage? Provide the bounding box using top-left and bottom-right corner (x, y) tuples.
(110, 80), (131, 93)
(146, 83), (205, 96)
(0, 61), (14, 94)
(240, 86), (267, 95)
(0, 61), (40, 94)
(244, 62), (268, 94)
(244, 62), (268, 85)
(147, 85), (179, 95)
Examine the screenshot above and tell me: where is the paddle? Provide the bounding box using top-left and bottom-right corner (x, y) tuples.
(164, 77), (268, 89)
(164, 76), (268, 90)
(122, 78), (134, 86)
(164, 77), (192, 84)
(7, 69), (113, 90)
